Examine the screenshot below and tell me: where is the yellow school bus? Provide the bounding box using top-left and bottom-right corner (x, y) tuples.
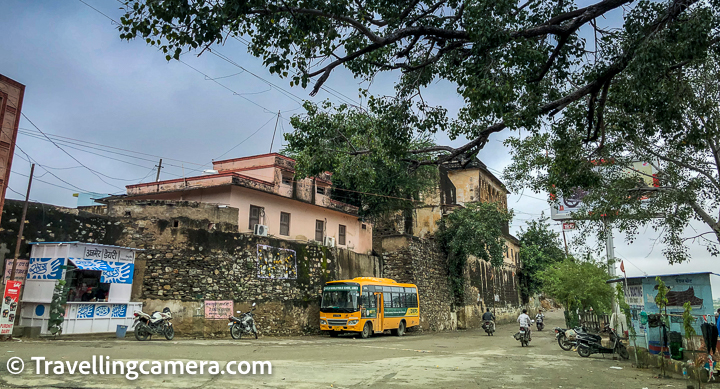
(319, 277), (419, 338)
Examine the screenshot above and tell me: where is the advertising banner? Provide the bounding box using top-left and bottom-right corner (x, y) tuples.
(0, 280), (22, 335)
(625, 285), (644, 308)
(3, 259), (28, 284)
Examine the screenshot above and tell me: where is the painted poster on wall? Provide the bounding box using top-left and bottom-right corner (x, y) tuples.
(0, 280), (21, 335)
(257, 245), (297, 279)
(204, 300), (233, 319)
(26, 257), (65, 280)
(3, 259), (28, 284)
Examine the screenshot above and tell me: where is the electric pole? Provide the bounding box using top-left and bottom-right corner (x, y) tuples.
(155, 159), (163, 182)
(10, 163), (34, 281)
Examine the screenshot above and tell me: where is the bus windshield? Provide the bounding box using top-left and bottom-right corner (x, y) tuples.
(321, 284), (359, 313)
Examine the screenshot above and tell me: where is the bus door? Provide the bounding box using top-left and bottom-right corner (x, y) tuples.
(374, 292), (384, 333)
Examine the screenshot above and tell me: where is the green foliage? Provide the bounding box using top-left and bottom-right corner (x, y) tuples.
(436, 202), (513, 303)
(683, 302), (697, 340)
(48, 280), (68, 336)
(504, 53), (720, 263)
(117, 0), (720, 179)
(516, 217), (565, 301)
(283, 101), (438, 216)
(537, 256), (614, 315)
(655, 276), (669, 313)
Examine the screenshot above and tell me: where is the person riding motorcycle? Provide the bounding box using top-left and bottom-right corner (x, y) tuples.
(535, 310), (544, 322)
(482, 308), (496, 331)
(518, 309), (532, 340)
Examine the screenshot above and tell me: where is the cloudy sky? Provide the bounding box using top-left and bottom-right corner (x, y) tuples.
(1, 1), (718, 295)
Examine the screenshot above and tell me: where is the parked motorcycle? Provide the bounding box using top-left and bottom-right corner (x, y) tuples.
(514, 320), (534, 347)
(133, 307), (174, 341)
(482, 320), (495, 336)
(554, 326), (590, 351)
(228, 302), (258, 339)
(576, 325), (629, 359)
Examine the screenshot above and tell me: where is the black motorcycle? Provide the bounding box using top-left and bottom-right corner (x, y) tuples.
(555, 326), (589, 351)
(228, 302), (258, 339)
(133, 307), (174, 341)
(536, 316), (545, 331)
(576, 325), (629, 359)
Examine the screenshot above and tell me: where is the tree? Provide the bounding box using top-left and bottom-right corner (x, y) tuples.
(537, 256), (614, 326)
(282, 101), (438, 216)
(516, 217), (565, 302)
(436, 202), (513, 303)
(504, 53), (720, 263)
(117, 0), (719, 168)
(655, 276), (670, 377)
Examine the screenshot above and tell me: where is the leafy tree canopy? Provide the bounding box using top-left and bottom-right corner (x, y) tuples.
(537, 256), (614, 314)
(517, 217), (566, 300)
(283, 100), (438, 216)
(118, 0), (720, 168)
(504, 53), (720, 263)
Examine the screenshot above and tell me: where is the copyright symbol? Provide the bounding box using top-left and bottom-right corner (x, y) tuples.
(6, 357), (24, 374)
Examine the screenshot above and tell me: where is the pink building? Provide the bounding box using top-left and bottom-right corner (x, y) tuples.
(123, 153), (373, 254)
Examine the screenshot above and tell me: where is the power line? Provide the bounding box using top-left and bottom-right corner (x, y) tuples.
(21, 113), (125, 190)
(17, 130), (202, 177)
(18, 127), (206, 167)
(215, 115), (278, 160)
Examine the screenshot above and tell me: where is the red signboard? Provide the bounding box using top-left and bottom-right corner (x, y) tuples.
(562, 222), (576, 231)
(0, 280), (22, 335)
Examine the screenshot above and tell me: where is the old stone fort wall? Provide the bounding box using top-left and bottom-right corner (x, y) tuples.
(0, 199), (528, 337)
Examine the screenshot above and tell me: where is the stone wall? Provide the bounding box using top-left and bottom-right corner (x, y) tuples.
(380, 235), (456, 331)
(379, 234), (526, 332)
(0, 199), (378, 337)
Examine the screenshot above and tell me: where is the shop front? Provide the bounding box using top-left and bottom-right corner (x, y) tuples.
(19, 242), (142, 335)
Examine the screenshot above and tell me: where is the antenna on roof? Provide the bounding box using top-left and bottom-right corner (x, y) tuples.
(269, 110), (280, 153)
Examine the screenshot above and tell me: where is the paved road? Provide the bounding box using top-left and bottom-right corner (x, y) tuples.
(0, 311), (682, 388)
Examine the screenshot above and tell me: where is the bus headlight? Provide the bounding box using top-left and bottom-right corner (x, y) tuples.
(348, 319), (359, 326)
(320, 319), (327, 325)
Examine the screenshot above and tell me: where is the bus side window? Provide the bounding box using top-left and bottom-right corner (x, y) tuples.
(384, 292), (393, 308)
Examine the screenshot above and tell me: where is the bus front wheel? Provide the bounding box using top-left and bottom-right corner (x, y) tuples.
(392, 320), (406, 337)
(360, 322), (372, 339)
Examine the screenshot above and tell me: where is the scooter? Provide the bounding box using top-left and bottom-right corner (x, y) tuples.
(482, 320), (495, 336)
(576, 325), (629, 359)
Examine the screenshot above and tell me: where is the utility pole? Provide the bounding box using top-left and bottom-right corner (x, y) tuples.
(604, 219), (620, 333)
(10, 164), (34, 282)
(155, 159), (163, 182)
(562, 229), (569, 259)
(269, 110), (280, 153)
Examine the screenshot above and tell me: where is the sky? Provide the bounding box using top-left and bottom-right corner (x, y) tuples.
(1, 0), (718, 296)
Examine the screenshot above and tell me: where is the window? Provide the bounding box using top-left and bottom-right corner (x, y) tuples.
(338, 225), (346, 245)
(383, 292), (393, 308)
(173, 220), (179, 228)
(249, 205), (263, 229)
(280, 212), (291, 236)
(361, 224), (367, 230)
(281, 176), (292, 185)
(316, 186), (326, 195)
(315, 220), (324, 241)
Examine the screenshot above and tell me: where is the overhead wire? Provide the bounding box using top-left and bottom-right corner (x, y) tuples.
(215, 115), (278, 160)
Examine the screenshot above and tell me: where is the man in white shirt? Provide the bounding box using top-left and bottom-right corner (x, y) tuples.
(518, 309), (532, 340)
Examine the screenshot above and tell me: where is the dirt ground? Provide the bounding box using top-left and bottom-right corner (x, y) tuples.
(0, 310), (701, 388)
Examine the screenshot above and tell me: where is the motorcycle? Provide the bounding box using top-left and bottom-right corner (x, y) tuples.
(514, 320), (534, 347)
(133, 307), (174, 341)
(536, 316), (544, 331)
(228, 302), (258, 339)
(482, 320), (495, 336)
(576, 325), (629, 359)
(554, 326), (589, 351)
